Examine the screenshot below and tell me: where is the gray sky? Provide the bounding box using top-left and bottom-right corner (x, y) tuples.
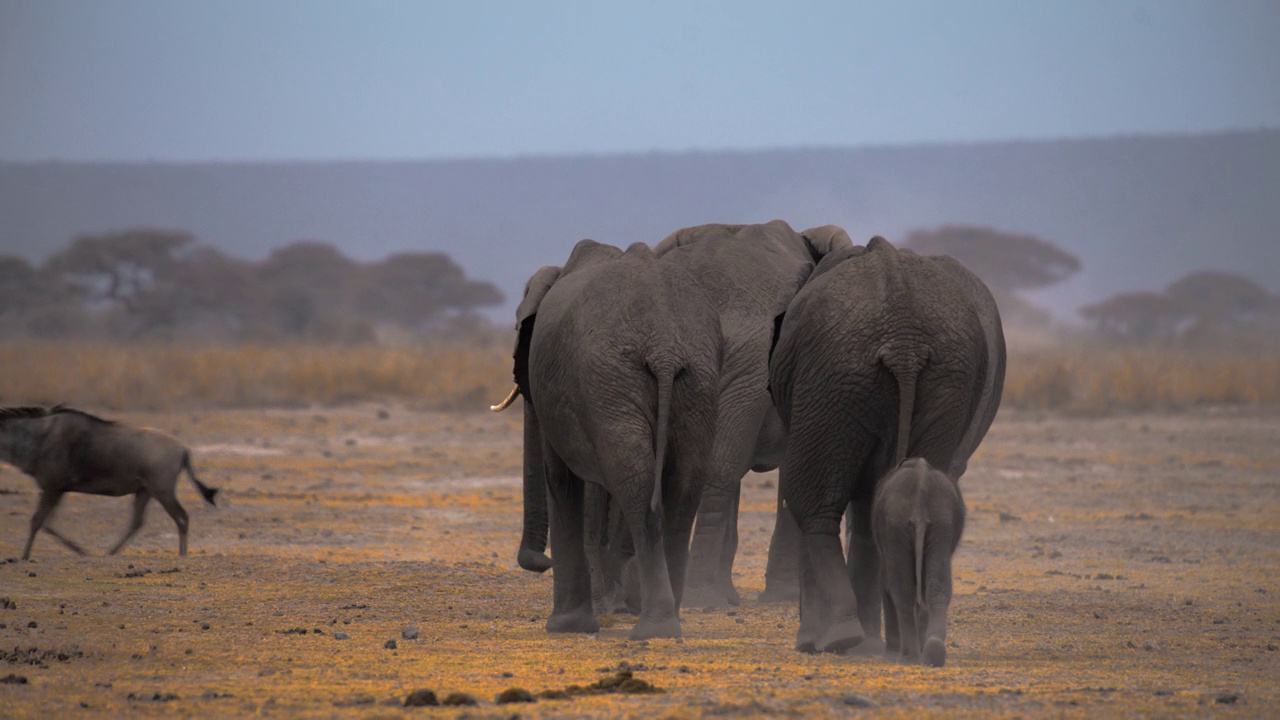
(2, 0), (1278, 162)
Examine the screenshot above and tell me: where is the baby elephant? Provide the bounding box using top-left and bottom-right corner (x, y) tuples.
(0, 405), (218, 560)
(872, 457), (965, 667)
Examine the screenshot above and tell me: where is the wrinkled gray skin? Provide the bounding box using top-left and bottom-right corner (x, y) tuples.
(0, 405), (219, 560)
(769, 236), (1003, 654)
(511, 240), (723, 639)
(653, 220), (849, 608)
(872, 457), (965, 667)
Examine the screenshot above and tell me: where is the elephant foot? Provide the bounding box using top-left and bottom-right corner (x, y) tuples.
(545, 609), (600, 634)
(518, 546), (553, 573)
(757, 584), (799, 604)
(817, 618), (865, 654)
(683, 582), (740, 610)
(794, 624), (820, 654)
(922, 637), (946, 667)
(629, 615), (682, 640)
(841, 635), (885, 657)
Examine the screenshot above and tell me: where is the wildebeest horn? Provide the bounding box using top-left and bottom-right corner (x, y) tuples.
(489, 384), (519, 412)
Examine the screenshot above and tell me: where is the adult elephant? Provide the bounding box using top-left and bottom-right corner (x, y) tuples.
(768, 235), (1005, 654)
(653, 220), (850, 608)
(496, 239), (723, 639)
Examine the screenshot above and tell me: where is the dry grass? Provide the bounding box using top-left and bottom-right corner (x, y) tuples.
(0, 341), (513, 411)
(1004, 347), (1280, 412)
(2, 341), (1278, 413)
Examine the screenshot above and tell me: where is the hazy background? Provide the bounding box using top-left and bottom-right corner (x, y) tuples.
(2, 0), (1278, 331)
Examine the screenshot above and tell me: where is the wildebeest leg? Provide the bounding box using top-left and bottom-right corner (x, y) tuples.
(22, 491), (63, 561)
(153, 491), (190, 556)
(109, 492), (151, 555)
(41, 526), (87, 556)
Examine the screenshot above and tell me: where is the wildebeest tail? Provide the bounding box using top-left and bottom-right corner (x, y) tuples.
(182, 451), (219, 506)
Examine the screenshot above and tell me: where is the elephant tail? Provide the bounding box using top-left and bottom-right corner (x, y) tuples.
(649, 361), (675, 515)
(879, 346), (927, 466)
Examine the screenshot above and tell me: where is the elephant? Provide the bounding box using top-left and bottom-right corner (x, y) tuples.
(768, 234), (1004, 654)
(498, 239), (723, 639)
(652, 220), (849, 608)
(871, 457), (965, 667)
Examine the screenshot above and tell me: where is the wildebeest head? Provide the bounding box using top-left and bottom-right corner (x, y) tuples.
(0, 405), (55, 468)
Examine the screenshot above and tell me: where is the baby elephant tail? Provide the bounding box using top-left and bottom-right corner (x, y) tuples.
(182, 451), (219, 506)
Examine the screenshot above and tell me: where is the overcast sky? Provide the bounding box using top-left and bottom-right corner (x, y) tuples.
(1, 0), (1278, 162)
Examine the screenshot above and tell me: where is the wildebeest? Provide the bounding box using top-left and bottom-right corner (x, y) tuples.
(0, 405), (218, 559)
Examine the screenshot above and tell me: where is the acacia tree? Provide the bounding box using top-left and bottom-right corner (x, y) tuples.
(903, 225), (1080, 327)
(353, 251), (504, 329)
(1080, 271), (1277, 346)
(1078, 292), (1187, 343)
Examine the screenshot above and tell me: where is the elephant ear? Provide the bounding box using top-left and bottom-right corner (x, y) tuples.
(800, 225), (855, 262)
(513, 265), (562, 403)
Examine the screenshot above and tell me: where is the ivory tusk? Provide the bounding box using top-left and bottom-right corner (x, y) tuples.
(489, 384), (520, 412)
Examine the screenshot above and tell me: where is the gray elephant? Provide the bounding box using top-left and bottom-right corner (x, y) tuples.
(768, 235), (1004, 654)
(653, 220), (848, 608)
(499, 239), (723, 639)
(871, 457), (965, 667)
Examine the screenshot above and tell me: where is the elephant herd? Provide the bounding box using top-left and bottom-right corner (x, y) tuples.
(491, 221), (1006, 666)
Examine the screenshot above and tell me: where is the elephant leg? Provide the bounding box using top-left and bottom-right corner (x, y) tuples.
(845, 496), (884, 652)
(543, 452), (599, 634)
(782, 413), (872, 655)
(881, 531), (919, 662)
(582, 483), (612, 616)
(921, 532), (955, 667)
(686, 398), (766, 608)
(760, 490), (802, 603)
(615, 470), (681, 640)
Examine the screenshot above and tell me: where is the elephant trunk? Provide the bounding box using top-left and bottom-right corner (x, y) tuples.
(517, 401), (552, 572)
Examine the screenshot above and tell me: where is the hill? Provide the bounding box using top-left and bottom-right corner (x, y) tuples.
(3, 130), (1277, 322)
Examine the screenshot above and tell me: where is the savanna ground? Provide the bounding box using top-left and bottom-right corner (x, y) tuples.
(1, 345), (1278, 718)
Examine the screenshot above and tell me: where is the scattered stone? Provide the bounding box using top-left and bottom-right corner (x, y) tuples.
(276, 627), (308, 635)
(1214, 693), (1240, 705)
(1095, 573), (1115, 580)
(201, 623), (210, 630)
(376, 409), (390, 420)
(201, 691), (234, 699)
(402, 626), (419, 640)
(333, 631), (350, 640)
(441, 692), (479, 706)
(404, 689), (439, 706)
(842, 693), (876, 708)
(339, 603), (368, 610)
(1, 674), (29, 685)
(998, 511), (1021, 523)
(538, 689), (571, 700)
(26, 621), (37, 628)
(0, 598), (15, 610)
(495, 687), (536, 704)
(384, 639), (397, 650)
(127, 692), (180, 702)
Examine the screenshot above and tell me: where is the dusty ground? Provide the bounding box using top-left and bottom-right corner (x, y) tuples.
(1, 403), (1277, 718)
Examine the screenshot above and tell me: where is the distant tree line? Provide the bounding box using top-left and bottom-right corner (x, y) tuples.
(905, 225), (1279, 348)
(0, 229), (504, 343)
(3, 225), (1274, 348)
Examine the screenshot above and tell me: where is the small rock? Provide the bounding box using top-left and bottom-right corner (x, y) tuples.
(495, 687), (536, 704)
(26, 621), (37, 628)
(842, 693), (876, 708)
(998, 511), (1021, 523)
(333, 631), (350, 640)
(383, 639), (397, 650)
(201, 623), (210, 630)
(1214, 693), (1240, 705)
(403, 689), (438, 707)
(1, 674), (29, 685)
(376, 409), (390, 420)
(402, 626), (418, 640)
(441, 691), (478, 706)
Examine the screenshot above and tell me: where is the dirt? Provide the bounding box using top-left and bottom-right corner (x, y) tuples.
(1, 403), (1277, 718)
